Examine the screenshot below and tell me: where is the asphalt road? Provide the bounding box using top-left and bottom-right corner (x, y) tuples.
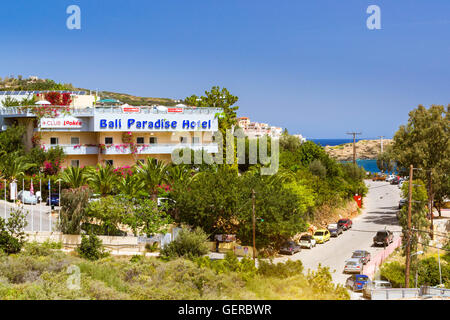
(0, 200), (57, 232)
(274, 180), (403, 298)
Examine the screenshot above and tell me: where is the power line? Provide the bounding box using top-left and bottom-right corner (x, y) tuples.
(346, 132), (362, 165)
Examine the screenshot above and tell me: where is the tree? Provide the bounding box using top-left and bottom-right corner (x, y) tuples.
(392, 105), (450, 228)
(160, 227), (210, 259)
(309, 159), (327, 178)
(0, 207), (28, 254)
(85, 164), (119, 196)
(0, 153), (36, 182)
(59, 166), (88, 189)
(0, 125), (26, 154)
(135, 157), (169, 200)
(59, 187), (91, 234)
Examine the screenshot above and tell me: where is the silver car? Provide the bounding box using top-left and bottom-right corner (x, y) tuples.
(343, 258), (364, 274)
(363, 280), (392, 299)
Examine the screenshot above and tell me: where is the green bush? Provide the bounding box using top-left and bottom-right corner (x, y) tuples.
(160, 227), (209, 259)
(257, 259), (304, 278)
(59, 187), (91, 234)
(76, 233), (109, 261)
(24, 240), (63, 256)
(0, 208), (28, 254)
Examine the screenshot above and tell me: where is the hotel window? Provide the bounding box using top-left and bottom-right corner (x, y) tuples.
(105, 137), (113, 144)
(192, 137), (200, 144)
(180, 137), (188, 144)
(71, 160), (80, 168)
(136, 137), (145, 144)
(149, 137), (157, 144)
(105, 160), (114, 166)
(50, 137), (59, 145)
(70, 137), (80, 145)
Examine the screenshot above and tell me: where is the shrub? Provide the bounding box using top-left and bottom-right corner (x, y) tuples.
(59, 187), (91, 234)
(145, 242), (159, 252)
(257, 259), (304, 278)
(24, 240), (63, 256)
(0, 208), (28, 254)
(160, 227), (209, 259)
(76, 233), (109, 261)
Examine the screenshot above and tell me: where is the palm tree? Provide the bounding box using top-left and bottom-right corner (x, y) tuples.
(135, 157), (169, 200)
(85, 164), (118, 196)
(59, 166), (88, 189)
(117, 172), (145, 197)
(167, 163), (196, 189)
(0, 153), (35, 182)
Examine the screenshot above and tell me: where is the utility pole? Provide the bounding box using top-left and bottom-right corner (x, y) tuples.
(405, 164), (413, 288)
(346, 132), (362, 165)
(252, 189), (256, 262)
(378, 136), (384, 153)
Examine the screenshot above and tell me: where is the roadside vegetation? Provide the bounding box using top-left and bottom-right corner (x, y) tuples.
(0, 241), (349, 300)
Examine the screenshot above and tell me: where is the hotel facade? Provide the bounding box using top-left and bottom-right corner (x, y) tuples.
(0, 91), (221, 168)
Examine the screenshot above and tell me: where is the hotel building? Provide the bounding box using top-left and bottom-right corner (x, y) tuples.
(0, 91), (221, 168)
(237, 117), (283, 139)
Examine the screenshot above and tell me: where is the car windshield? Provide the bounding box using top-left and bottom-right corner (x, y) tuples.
(314, 232), (324, 236)
(328, 224), (337, 229)
(338, 220), (346, 224)
(346, 261), (356, 266)
(376, 232), (387, 237)
(352, 252), (363, 257)
(300, 236), (310, 240)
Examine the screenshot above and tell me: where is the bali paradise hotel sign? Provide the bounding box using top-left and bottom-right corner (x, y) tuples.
(40, 117), (83, 129)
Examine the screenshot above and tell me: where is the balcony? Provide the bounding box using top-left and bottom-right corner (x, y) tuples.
(43, 144), (99, 155)
(101, 143), (219, 155)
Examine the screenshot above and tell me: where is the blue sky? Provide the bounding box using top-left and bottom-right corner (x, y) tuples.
(0, 0), (449, 138)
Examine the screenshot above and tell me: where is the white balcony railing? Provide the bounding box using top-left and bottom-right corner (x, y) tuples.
(42, 143), (218, 155)
(101, 143), (219, 155)
(43, 144), (99, 155)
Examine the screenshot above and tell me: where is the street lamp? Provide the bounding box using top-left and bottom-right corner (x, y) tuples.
(411, 251), (424, 288)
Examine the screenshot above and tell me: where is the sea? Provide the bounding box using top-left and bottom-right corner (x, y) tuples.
(309, 138), (380, 173)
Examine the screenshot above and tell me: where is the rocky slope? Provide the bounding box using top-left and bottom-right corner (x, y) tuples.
(324, 139), (392, 161)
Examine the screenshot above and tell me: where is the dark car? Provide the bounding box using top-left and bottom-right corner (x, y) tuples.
(346, 274), (370, 291)
(46, 193), (60, 206)
(338, 219), (352, 230)
(390, 176), (401, 185)
(373, 230), (394, 247)
(398, 199), (407, 209)
(279, 241), (301, 255)
(351, 250), (371, 264)
(327, 223), (343, 237)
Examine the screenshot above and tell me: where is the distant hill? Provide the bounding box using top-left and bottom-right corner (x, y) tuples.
(0, 76), (178, 106)
(324, 139), (393, 161)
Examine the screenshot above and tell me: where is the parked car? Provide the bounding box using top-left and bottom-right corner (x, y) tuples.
(351, 250), (371, 264)
(390, 176), (401, 185)
(373, 230), (394, 247)
(385, 174), (396, 182)
(17, 190), (37, 205)
(279, 241), (301, 255)
(313, 229), (331, 244)
(346, 274), (370, 291)
(46, 193), (60, 206)
(362, 280), (392, 299)
(399, 199), (407, 209)
(338, 218), (352, 230)
(327, 223), (343, 237)
(343, 258), (364, 274)
(372, 174), (386, 181)
(299, 234), (316, 249)
(398, 180), (404, 189)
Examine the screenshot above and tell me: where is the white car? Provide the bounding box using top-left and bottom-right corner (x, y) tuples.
(363, 280), (392, 299)
(299, 234), (316, 249)
(385, 175), (396, 182)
